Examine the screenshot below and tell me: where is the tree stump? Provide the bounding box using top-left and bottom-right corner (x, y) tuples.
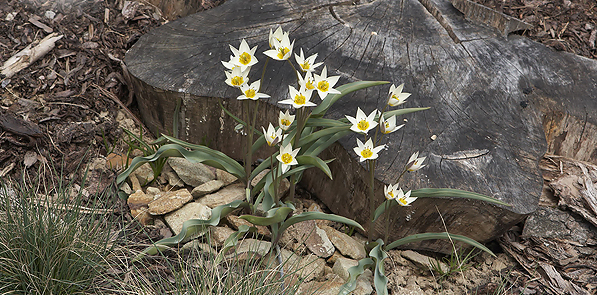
(124, 0), (597, 253)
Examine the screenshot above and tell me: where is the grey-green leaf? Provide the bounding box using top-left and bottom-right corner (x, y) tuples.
(410, 188), (511, 207)
(384, 232), (495, 257)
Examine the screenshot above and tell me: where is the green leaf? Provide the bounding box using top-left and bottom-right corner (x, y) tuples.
(134, 200), (249, 260)
(338, 258), (375, 295)
(278, 212), (363, 235)
(296, 155), (333, 179)
(298, 126), (350, 149)
(117, 143), (245, 186)
(215, 224), (253, 264)
(373, 199), (397, 222)
(410, 188), (511, 207)
(384, 232), (495, 257)
(369, 239), (389, 295)
(305, 118), (349, 128)
(303, 129), (352, 157)
(239, 207), (293, 226)
(382, 107), (430, 118)
(312, 81), (390, 116)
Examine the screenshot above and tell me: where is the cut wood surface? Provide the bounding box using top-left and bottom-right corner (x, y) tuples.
(124, 0), (597, 252)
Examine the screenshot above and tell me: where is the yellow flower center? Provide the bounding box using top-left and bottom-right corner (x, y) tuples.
(277, 47), (290, 59)
(231, 76), (244, 86)
(305, 80), (315, 90)
(317, 80), (329, 92)
(392, 94), (398, 100)
(239, 52), (252, 65)
(398, 198), (408, 205)
(360, 148), (372, 159)
(357, 120), (369, 131)
(300, 62), (310, 70)
(388, 191), (394, 199)
(281, 119), (291, 126)
(294, 94), (306, 105)
(245, 88), (256, 98)
(280, 153), (293, 164)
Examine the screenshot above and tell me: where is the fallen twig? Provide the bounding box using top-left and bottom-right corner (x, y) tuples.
(1, 33), (63, 78)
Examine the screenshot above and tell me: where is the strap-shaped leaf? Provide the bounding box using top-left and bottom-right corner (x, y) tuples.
(305, 118), (349, 128)
(410, 188), (511, 206)
(117, 143), (245, 186)
(135, 200), (249, 259)
(384, 232), (495, 257)
(239, 207), (293, 226)
(369, 239), (389, 295)
(298, 126), (350, 149)
(214, 224), (253, 264)
(296, 155), (333, 179)
(304, 129), (352, 156)
(382, 107), (430, 118)
(312, 81), (389, 117)
(278, 211), (364, 235)
(373, 199), (397, 223)
(338, 258), (375, 295)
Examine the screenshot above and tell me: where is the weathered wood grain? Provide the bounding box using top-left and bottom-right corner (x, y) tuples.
(124, 0), (597, 252)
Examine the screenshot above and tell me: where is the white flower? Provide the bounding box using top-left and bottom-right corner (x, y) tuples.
(277, 144), (300, 173)
(298, 71), (317, 93)
(229, 39), (258, 72)
(313, 66), (341, 99)
(279, 85), (317, 109)
(379, 115), (404, 134)
(388, 84), (411, 107)
(279, 110), (295, 131)
(264, 33), (294, 61)
(395, 189), (416, 206)
(407, 152), (426, 172)
(237, 80), (270, 100)
(225, 66), (249, 88)
(353, 138), (385, 162)
(262, 123), (283, 146)
(268, 27), (287, 49)
(221, 55), (236, 70)
(294, 48), (323, 73)
(346, 107), (378, 135)
(384, 183), (399, 200)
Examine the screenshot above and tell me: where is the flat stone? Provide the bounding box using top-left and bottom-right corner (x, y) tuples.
(297, 272), (373, 295)
(321, 225), (366, 260)
(127, 189), (154, 225)
(250, 168), (291, 197)
(401, 250), (449, 274)
(148, 189), (193, 215)
(225, 239), (272, 263)
(216, 169), (238, 185)
(288, 220), (334, 258)
(332, 256), (358, 281)
(164, 170), (185, 187)
(298, 254), (326, 282)
(133, 163), (154, 185)
(209, 226), (236, 248)
(197, 183), (245, 208)
(168, 157), (215, 187)
(164, 201), (212, 235)
(191, 180), (225, 198)
(227, 215), (271, 237)
(145, 186), (161, 197)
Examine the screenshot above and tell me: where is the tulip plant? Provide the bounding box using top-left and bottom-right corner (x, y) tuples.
(116, 26), (510, 294)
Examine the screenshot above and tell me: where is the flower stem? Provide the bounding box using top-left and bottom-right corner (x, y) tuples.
(367, 159), (376, 243)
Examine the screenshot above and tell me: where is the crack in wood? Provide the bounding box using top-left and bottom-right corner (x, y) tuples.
(417, 0), (461, 43)
(441, 148), (490, 160)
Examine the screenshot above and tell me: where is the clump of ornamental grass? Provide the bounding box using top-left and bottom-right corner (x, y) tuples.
(117, 26), (510, 295)
(0, 172), (115, 294)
